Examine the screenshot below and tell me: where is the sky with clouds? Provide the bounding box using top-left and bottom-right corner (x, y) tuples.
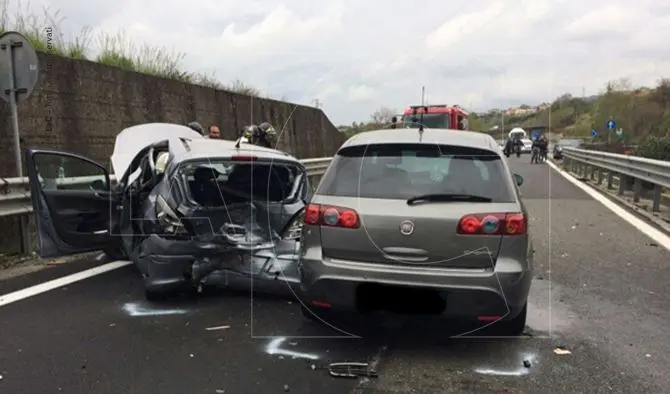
(8, 0), (670, 125)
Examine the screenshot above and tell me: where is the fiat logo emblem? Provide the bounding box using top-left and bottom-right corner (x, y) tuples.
(399, 220), (415, 236)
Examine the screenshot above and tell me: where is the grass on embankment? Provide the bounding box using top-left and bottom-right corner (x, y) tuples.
(0, 0), (265, 96)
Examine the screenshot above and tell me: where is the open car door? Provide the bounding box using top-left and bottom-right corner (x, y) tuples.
(25, 149), (117, 258)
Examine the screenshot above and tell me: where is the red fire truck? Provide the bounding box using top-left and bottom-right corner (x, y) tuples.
(401, 105), (469, 130)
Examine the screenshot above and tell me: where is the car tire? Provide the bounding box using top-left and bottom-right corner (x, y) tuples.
(495, 303), (527, 336)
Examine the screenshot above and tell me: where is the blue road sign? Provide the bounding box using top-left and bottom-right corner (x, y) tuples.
(606, 119), (616, 129)
(591, 129), (598, 138)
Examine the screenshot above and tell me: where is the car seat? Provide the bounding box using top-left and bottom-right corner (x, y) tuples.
(193, 167), (223, 206)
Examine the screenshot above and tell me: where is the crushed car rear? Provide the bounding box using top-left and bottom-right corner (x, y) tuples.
(126, 151), (308, 300)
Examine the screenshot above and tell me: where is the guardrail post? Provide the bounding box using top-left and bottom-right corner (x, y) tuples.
(607, 172), (613, 189)
(597, 169), (603, 185)
(652, 185), (662, 212)
(562, 157), (570, 170)
(618, 175), (626, 195)
(589, 165), (596, 180)
(633, 178), (642, 202)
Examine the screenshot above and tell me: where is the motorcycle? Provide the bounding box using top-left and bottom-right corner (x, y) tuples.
(531, 147), (540, 164)
(515, 144), (521, 158)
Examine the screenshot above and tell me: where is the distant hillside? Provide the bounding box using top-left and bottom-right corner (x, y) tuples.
(469, 79), (669, 143)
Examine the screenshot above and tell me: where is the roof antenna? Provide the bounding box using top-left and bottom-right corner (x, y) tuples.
(411, 106), (428, 132)
(234, 137), (242, 149)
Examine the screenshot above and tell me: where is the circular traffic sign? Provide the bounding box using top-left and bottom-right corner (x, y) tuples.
(0, 31), (40, 103)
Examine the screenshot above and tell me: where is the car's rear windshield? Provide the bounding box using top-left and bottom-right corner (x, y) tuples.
(178, 160), (303, 205)
(318, 143), (515, 202)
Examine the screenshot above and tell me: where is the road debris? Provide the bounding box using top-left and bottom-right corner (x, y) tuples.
(553, 346), (571, 355)
(328, 362), (378, 378)
(645, 353), (651, 358)
(215, 390), (225, 394)
(205, 325), (231, 331)
(523, 359), (532, 368)
(284, 384), (290, 391)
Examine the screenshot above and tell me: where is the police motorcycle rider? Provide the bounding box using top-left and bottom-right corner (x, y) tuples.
(530, 136), (541, 163)
(530, 135), (548, 163)
(504, 136), (523, 158)
(537, 135), (548, 162)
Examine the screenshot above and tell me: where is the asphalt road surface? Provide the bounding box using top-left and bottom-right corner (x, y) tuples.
(1, 155), (669, 394)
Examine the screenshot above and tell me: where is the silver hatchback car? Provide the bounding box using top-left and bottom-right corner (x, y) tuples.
(298, 128), (533, 335)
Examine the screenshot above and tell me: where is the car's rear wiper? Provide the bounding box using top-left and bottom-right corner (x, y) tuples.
(406, 193), (493, 205)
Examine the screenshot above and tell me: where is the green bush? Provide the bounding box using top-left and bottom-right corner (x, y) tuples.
(0, 0), (270, 96)
(635, 137), (670, 161)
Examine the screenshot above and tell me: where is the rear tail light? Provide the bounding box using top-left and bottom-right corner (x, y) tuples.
(457, 213), (526, 235)
(304, 203), (359, 229)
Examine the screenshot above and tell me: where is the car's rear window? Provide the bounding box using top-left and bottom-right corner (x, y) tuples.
(318, 143), (515, 202)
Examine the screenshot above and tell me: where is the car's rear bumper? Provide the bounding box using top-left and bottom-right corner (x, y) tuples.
(299, 255), (532, 320)
(137, 234), (300, 294)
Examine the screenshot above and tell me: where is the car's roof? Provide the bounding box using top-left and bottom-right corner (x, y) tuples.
(171, 138), (300, 164)
(340, 128), (499, 152)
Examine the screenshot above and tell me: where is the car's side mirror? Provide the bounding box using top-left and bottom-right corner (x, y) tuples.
(90, 179), (106, 191)
(513, 173), (524, 187)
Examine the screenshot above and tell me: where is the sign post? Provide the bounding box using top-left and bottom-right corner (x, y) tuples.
(0, 31), (40, 253)
(606, 119), (616, 144)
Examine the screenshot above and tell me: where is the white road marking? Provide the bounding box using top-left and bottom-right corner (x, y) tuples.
(265, 337), (320, 360)
(474, 352), (537, 377)
(205, 325), (231, 331)
(122, 302), (187, 316)
(547, 160), (670, 252)
(0, 260), (132, 307)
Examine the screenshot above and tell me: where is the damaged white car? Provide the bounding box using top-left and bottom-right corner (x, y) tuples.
(25, 123), (309, 301)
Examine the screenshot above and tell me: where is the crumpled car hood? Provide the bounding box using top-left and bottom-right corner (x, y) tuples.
(111, 123), (203, 178)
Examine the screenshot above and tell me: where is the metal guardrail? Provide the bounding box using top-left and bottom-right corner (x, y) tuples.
(560, 147), (670, 211)
(0, 157), (334, 219)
